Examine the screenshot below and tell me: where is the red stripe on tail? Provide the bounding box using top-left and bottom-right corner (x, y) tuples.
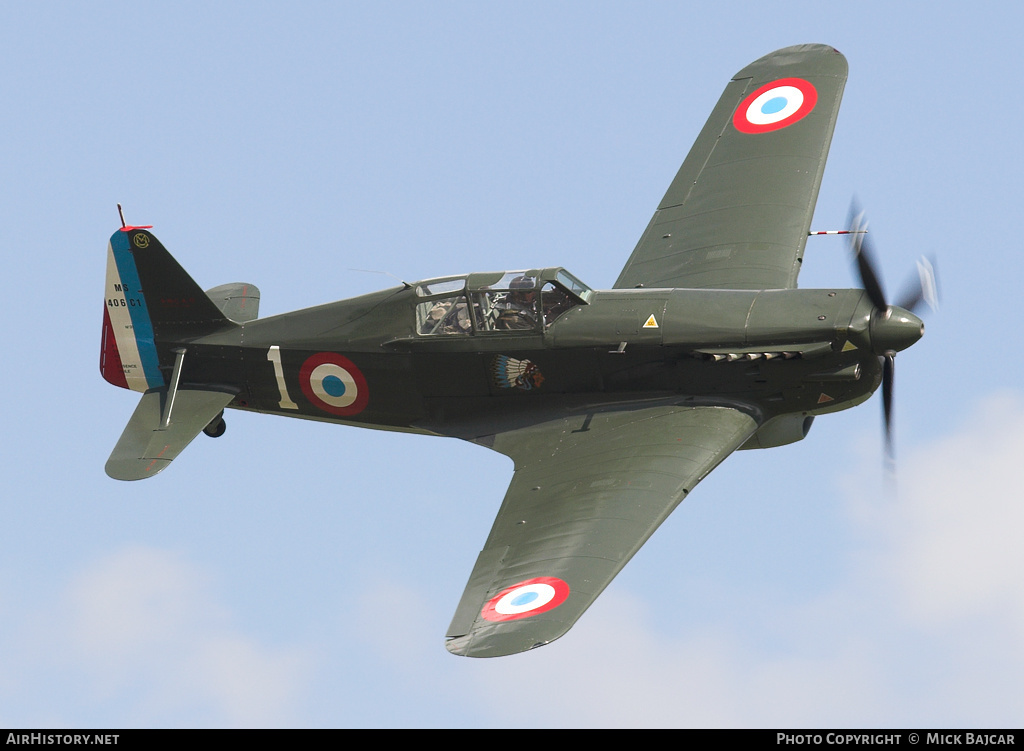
(100, 305), (129, 389)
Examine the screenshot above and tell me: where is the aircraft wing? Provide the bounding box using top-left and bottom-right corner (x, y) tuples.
(445, 405), (758, 657)
(614, 44), (848, 291)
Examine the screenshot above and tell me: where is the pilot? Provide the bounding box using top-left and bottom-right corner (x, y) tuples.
(541, 284), (573, 326)
(495, 276), (537, 330)
(445, 301), (472, 333)
(423, 299), (471, 334)
(422, 300), (451, 333)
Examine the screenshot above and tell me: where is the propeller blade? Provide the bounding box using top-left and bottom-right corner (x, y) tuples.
(848, 204), (888, 311)
(882, 353), (895, 464)
(895, 256), (940, 314)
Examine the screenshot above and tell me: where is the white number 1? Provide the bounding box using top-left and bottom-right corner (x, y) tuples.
(267, 345), (299, 409)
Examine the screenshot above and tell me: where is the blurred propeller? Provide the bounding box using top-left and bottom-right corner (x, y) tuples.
(882, 352), (895, 467)
(847, 201), (937, 472)
(848, 206), (887, 312)
(895, 257), (940, 314)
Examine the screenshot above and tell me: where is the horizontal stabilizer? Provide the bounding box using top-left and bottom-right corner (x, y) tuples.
(206, 283), (261, 323)
(106, 388), (237, 481)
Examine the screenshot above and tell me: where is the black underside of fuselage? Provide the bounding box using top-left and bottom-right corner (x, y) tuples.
(159, 338), (882, 442)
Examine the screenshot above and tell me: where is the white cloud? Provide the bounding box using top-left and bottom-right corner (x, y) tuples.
(354, 579), (439, 668)
(11, 546), (312, 727)
(463, 591), (886, 727)
(68, 547), (204, 661)
(883, 394), (1024, 631)
(184, 635), (310, 724)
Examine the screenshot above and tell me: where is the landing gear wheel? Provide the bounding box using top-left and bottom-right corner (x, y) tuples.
(203, 411), (226, 438)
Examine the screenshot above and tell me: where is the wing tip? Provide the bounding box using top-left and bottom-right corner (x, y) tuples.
(445, 633), (554, 658)
(444, 635), (471, 657)
(104, 457), (170, 481)
(734, 43), (849, 80)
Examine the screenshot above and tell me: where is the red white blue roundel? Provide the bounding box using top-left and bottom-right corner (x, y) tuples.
(299, 352), (369, 416)
(733, 77), (817, 134)
(481, 576), (570, 622)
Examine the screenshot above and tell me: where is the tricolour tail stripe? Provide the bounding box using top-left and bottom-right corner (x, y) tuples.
(101, 232), (163, 392)
(100, 304), (128, 389)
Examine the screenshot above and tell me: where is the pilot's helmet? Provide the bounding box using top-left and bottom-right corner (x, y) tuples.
(510, 276), (536, 291)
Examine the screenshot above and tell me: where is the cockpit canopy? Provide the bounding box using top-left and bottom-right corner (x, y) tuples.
(414, 268), (591, 335)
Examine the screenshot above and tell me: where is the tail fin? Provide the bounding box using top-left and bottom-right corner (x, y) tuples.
(101, 228), (234, 392)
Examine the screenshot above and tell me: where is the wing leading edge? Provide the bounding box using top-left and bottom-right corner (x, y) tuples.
(614, 44), (848, 292)
(446, 405), (758, 657)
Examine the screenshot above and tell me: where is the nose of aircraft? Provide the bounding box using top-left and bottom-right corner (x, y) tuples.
(870, 306), (924, 354)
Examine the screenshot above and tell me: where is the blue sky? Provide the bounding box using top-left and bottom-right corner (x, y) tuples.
(2, 1), (1022, 727)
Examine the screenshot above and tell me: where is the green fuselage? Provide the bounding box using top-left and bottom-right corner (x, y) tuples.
(165, 284), (887, 447)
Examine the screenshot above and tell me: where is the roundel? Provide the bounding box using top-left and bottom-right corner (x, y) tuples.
(733, 77), (817, 134)
(299, 352), (369, 416)
(481, 576), (570, 622)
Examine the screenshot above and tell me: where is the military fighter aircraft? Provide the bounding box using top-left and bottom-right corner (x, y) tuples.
(101, 44), (931, 658)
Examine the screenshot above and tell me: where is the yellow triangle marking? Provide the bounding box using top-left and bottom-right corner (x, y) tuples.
(842, 340), (858, 352)
(643, 314), (659, 329)
(817, 393), (834, 404)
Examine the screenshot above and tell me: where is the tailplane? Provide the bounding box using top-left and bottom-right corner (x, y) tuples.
(206, 282), (261, 323)
(105, 387), (237, 480)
